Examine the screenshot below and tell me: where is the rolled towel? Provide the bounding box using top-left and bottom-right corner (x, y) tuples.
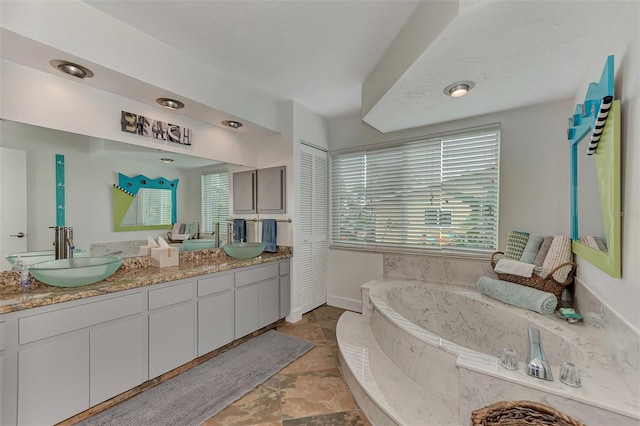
(494, 258), (542, 278)
(477, 276), (557, 315)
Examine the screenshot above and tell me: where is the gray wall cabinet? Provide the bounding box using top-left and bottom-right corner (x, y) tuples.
(233, 166), (286, 215)
(0, 259), (290, 426)
(232, 170), (257, 214)
(257, 166), (286, 214)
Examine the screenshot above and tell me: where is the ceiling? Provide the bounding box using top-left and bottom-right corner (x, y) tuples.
(2, 1), (627, 135)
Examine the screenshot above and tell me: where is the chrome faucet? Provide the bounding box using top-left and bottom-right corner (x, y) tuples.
(526, 328), (553, 381)
(51, 226), (74, 259)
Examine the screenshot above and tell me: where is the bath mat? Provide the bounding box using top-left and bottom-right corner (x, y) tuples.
(79, 330), (314, 426)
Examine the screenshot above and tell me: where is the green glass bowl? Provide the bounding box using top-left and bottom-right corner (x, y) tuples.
(222, 242), (267, 259)
(182, 239), (217, 251)
(28, 257), (123, 287)
(5, 249), (87, 266)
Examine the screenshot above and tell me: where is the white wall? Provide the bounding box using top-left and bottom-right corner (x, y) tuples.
(0, 120), (195, 252)
(1, 60), (262, 168)
(572, 1), (640, 331)
(327, 98), (573, 309)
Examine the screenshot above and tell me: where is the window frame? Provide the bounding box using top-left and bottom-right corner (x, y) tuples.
(329, 124), (500, 257)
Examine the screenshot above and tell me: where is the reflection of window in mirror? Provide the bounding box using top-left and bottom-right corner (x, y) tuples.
(202, 170), (230, 242)
(577, 144), (607, 252)
(137, 188), (173, 226)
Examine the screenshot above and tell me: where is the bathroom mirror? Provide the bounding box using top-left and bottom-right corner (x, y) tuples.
(569, 55), (621, 277)
(0, 119), (226, 257)
(113, 173), (179, 231)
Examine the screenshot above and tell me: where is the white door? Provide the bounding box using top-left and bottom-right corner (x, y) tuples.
(0, 147), (27, 270)
(297, 142), (327, 315)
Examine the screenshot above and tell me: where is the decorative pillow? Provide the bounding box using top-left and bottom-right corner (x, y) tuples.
(534, 236), (553, 267)
(520, 234), (545, 264)
(542, 235), (573, 282)
(504, 231), (530, 260)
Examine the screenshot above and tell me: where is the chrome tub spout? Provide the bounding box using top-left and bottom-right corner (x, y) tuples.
(526, 327), (553, 381)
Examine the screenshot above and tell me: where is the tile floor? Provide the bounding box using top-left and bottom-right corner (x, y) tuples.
(203, 305), (371, 425)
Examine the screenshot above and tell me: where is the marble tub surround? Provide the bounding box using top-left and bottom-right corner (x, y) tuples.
(573, 277), (640, 400)
(383, 253), (495, 286)
(349, 280), (639, 425)
(0, 246), (292, 314)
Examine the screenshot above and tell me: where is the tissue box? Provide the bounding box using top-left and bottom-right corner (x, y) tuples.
(150, 247), (179, 267)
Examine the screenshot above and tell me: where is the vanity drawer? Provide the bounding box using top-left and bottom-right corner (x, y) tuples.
(279, 260), (290, 276)
(235, 263), (278, 287)
(148, 281), (193, 310)
(19, 293), (142, 345)
(198, 273), (233, 297)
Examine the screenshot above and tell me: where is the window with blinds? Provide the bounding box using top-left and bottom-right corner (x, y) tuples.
(201, 170), (230, 239)
(330, 125), (500, 254)
(137, 188), (173, 225)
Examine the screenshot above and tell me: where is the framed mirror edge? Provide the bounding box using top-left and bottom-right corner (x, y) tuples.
(571, 99), (621, 278)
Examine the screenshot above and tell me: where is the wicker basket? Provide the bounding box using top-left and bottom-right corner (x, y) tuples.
(490, 252), (576, 305)
(471, 400), (586, 426)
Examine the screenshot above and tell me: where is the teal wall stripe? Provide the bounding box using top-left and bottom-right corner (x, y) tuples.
(55, 154), (65, 227)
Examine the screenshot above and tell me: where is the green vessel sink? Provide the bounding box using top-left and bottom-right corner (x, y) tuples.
(183, 239), (217, 251)
(28, 257), (123, 287)
(222, 242), (266, 259)
(5, 249), (87, 266)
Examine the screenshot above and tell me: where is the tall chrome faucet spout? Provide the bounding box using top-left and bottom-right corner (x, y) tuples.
(526, 327), (553, 381)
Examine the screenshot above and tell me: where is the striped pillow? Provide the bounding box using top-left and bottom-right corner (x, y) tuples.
(520, 234), (545, 264)
(542, 235), (573, 282)
(504, 231), (530, 260)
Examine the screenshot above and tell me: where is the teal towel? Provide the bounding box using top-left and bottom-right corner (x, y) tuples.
(477, 277), (557, 315)
(520, 234), (545, 264)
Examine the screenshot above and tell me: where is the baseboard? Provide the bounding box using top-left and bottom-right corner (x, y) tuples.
(327, 294), (362, 313)
(286, 308), (303, 323)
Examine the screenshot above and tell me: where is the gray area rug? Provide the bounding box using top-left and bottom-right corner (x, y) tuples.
(80, 330), (314, 426)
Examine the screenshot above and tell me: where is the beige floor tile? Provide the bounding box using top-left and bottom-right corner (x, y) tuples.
(280, 368), (358, 420)
(280, 343), (338, 374)
(282, 410), (371, 426)
(203, 377), (281, 426)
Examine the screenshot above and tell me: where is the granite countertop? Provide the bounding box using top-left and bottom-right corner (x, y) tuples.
(0, 247), (292, 314)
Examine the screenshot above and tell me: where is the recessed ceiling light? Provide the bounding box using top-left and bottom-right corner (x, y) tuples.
(156, 98), (185, 110)
(444, 81), (475, 98)
(222, 120), (243, 129)
(50, 60), (94, 79)
(160, 158), (174, 164)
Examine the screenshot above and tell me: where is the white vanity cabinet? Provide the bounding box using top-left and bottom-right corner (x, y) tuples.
(234, 261), (290, 339)
(13, 292), (145, 426)
(0, 258), (290, 426)
(197, 272), (234, 356)
(279, 260), (291, 318)
(148, 280), (196, 379)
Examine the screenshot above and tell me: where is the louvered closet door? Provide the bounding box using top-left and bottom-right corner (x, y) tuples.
(298, 143), (328, 315)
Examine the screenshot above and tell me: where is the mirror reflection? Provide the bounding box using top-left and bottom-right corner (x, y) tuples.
(121, 188), (173, 227)
(576, 140), (607, 252)
(0, 119), (227, 266)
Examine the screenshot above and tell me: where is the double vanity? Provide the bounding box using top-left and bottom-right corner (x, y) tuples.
(0, 247), (292, 425)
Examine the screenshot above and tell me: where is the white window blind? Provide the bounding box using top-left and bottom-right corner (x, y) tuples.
(201, 170), (230, 239)
(137, 188), (172, 225)
(331, 125), (500, 254)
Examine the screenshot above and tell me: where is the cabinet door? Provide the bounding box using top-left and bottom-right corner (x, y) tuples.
(257, 166), (286, 213)
(258, 278), (280, 328)
(198, 291), (234, 356)
(234, 284), (259, 339)
(280, 275), (291, 318)
(90, 316), (145, 406)
(149, 302), (195, 379)
(233, 170), (257, 214)
(18, 332), (89, 426)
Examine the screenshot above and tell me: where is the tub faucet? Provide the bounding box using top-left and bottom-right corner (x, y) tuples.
(526, 327), (553, 381)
